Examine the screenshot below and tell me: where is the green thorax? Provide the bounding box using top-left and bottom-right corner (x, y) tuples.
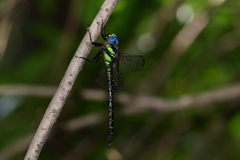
(103, 44), (119, 66)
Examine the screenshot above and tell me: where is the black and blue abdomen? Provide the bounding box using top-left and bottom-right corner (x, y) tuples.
(107, 62), (114, 148)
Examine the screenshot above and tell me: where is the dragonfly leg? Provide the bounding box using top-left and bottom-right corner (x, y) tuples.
(87, 28), (104, 47)
(101, 19), (107, 41)
(75, 48), (104, 63)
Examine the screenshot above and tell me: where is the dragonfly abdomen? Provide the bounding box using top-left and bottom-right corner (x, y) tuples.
(107, 62), (114, 148)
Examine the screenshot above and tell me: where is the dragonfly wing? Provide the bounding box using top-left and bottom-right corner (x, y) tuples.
(113, 66), (123, 91)
(119, 52), (145, 73)
(96, 66), (109, 88)
(97, 65), (123, 90)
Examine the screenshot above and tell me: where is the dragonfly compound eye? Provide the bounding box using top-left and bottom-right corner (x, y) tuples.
(108, 35), (119, 46)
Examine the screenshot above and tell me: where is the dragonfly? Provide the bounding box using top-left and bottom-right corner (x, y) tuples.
(76, 20), (145, 148)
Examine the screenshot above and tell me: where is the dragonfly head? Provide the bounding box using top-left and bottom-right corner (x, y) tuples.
(106, 33), (119, 46)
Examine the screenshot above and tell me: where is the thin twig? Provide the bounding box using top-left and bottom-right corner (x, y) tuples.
(24, 0), (120, 159)
(0, 85), (57, 97)
(64, 83), (240, 131)
(139, 11), (209, 94)
(123, 83), (240, 113)
(0, 0), (26, 61)
(1, 83), (240, 112)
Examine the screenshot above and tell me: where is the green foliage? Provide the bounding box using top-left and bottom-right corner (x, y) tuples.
(1, 0), (240, 159)
(229, 112), (240, 138)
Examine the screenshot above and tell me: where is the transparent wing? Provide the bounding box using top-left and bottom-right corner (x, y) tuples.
(96, 66), (108, 88)
(119, 52), (145, 73)
(113, 65), (123, 91)
(96, 65), (123, 91)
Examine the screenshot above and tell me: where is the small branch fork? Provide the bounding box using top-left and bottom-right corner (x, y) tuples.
(24, 0), (120, 159)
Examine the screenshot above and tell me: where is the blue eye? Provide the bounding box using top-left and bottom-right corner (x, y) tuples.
(108, 36), (118, 45)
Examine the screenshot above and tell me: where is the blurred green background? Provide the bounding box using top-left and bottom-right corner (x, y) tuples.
(1, 0), (240, 159)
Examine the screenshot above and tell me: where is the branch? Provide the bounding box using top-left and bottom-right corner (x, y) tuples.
(1, 83), (240, 112)
(64, 83), (240, 131)
(24, 0), (120, 159)
(0, 85), (57, 97)
(139, 11), (209, 94)
(122, 83), (240, 113)
(0, 0), (26, 61)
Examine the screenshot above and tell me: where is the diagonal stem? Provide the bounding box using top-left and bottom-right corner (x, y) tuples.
(24, 0), (120, 159)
